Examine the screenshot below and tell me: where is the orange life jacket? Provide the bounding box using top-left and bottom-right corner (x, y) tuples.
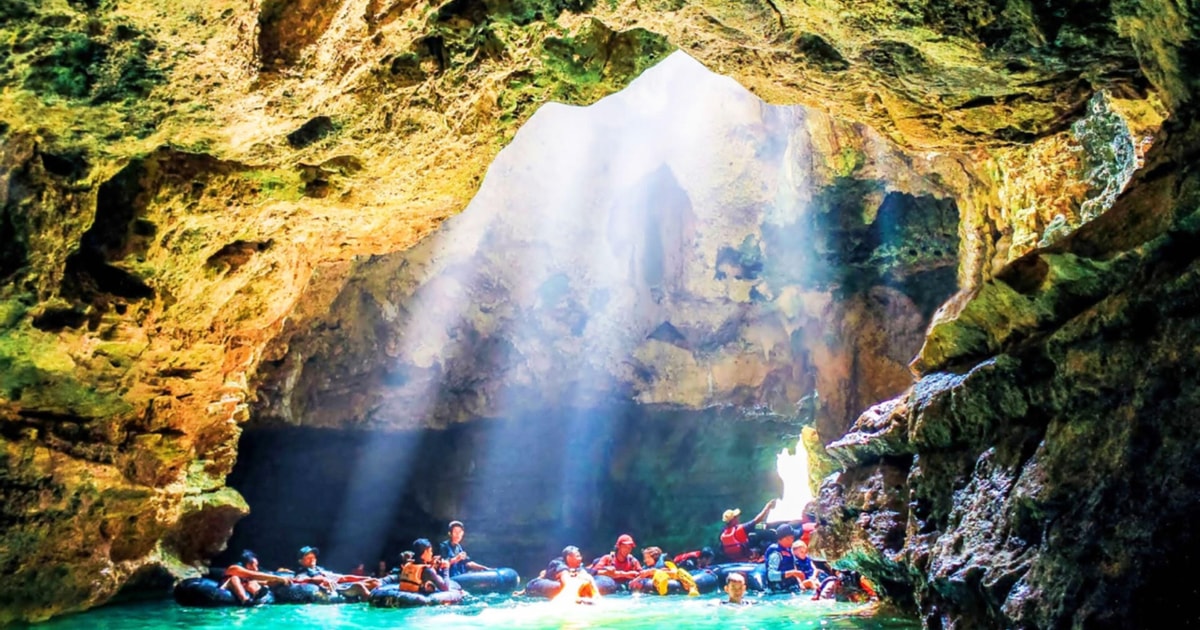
(399, 563), (425, 593)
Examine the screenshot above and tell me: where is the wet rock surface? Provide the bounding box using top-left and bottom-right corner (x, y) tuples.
(817, 121), (1200, 627)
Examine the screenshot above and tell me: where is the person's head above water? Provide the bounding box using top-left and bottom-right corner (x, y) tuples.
(297, 546), (319, 568)
(448, 520), (465, 545)
(725, 572), (747, 603)
(775, 524), (796, 546)
(562, 545), (583, 569)
(240, 550), (259, 571)
(642, 546), (663, 566)
(413, 538), (434, 562)
(614, 534), (636, 556)
(791, 540), (809, 558)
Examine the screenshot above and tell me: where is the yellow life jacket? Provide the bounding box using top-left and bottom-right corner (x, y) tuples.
(399, 563), (425, 593)
(554, 568), (596, 602)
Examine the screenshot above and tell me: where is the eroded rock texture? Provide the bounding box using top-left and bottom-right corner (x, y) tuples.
(819, 123), (1200, 627)
(0, 0), (1194, 624)
(252, 54), (960, 443)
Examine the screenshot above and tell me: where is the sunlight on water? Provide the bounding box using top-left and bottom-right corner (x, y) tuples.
(43, 596), (919, 630)
(766, 437), (815, 523)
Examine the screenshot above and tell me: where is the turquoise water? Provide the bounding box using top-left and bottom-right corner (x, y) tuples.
(40, 594), (919, 629)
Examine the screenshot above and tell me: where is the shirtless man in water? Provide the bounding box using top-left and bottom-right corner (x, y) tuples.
(553, 546), (600, 604)
(222, 550), (291, 604)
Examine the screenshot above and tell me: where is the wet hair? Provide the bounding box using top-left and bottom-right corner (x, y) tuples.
(562, 545), (580, 557)
(413, 538), (433, 555)
(240, 550), (258, 566)
(700, 547), (715, 559)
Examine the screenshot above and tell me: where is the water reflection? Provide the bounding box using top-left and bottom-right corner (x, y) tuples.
(51, 597), (919, 630)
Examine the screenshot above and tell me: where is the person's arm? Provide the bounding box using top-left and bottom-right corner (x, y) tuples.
(465, 560), (490, 571)
(747, 499), (778, 527)
(441, 543), (468, 568)
(336, 574), (378, 583)
(425, 566), (449, 592)
(766, 551), (782, 583)
(590, 555), (613, 577)
(613, 559), (642, 581)
(293, 573), (337, 591)
(225, 565), (292, 585)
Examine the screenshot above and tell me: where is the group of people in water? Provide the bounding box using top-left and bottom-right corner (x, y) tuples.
(213, 500), (876, 607)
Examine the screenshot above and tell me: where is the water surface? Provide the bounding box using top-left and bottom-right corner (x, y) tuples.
(42, 594), (919, 629)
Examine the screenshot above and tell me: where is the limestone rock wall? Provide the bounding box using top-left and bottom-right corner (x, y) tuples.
(0, 0), (1189, 624)
(817, 119), (1200, 627)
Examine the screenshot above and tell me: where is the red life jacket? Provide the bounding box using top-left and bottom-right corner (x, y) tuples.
(673, 550), (702, 565)
(593, 552), (641, 579)
(720, 525), (750, 560)
(611, 552), (640, 572)
(800, 522), (817, 545)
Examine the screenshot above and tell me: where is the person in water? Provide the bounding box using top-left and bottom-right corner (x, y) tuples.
(813, 569), (877, 602)
(673, 547), (715, 571)
(292, 546), (337, 592)
(552, 545), (600, 604)
(380, 551), (416, 586)
(638, 546), (700, 596)
(438, 520), (491, 578)
(397, 539), (451, 594)
(722, 572), (749, 605)
(790, 540), (822, 590)
(589, 534), (643, 585)
(221, 550), (291, 604)
(720, 499), (777, 562)
(765, 524), (803, 592)
(294, 546), (380, 598)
